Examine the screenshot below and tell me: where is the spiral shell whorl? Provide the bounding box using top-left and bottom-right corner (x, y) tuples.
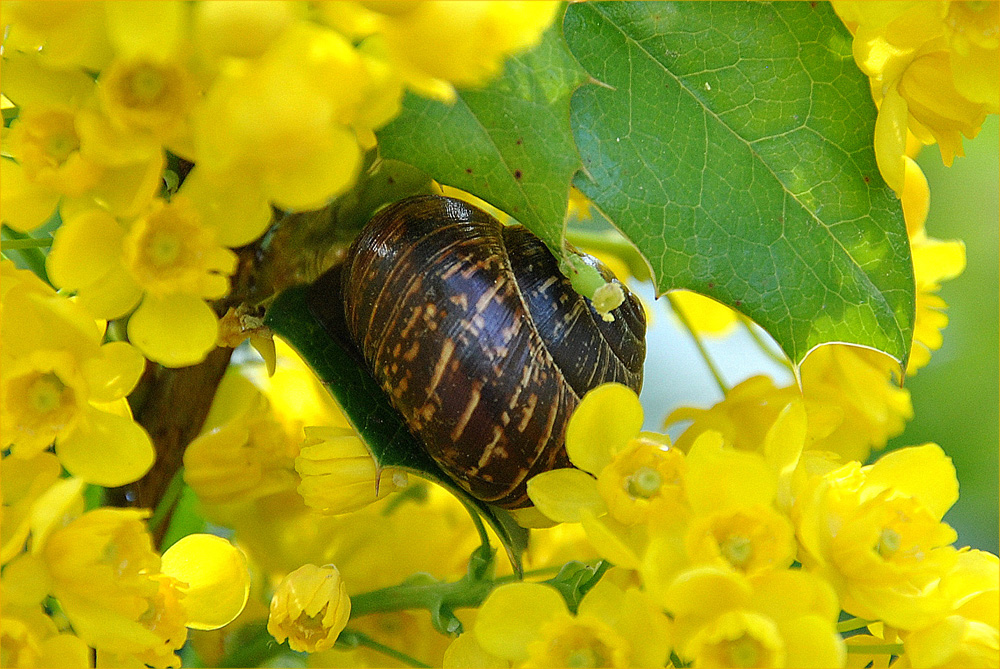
(338, 196), (644, 507)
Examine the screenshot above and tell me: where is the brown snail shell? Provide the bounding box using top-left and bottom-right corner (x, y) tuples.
(310, 195), (645, 508)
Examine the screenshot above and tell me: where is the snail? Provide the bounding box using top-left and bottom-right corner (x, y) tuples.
(306, 195), (645, 508)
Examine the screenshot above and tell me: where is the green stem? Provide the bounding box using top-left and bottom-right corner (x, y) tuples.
(461, 499), (492, 553)
(845, 642), (904, 655)
(349, 571), (495, 619)
(338, 629), (431, 668)
(740, 316), (794, 372)
(666, 293), (729, 395)
(149, 468), (185, 539)
(836, 616), (876, 633)
(1, 237), (53, 250)
(1, 227), (50, 284)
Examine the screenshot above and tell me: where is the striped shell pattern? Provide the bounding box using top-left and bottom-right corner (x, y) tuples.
(325, 195), (645, 508)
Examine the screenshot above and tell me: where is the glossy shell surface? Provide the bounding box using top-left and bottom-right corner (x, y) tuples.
(332, 196), (645, 507)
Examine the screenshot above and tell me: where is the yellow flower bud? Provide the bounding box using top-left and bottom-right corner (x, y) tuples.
(295, 426), (408, 515)
(267, 563), (351, 653)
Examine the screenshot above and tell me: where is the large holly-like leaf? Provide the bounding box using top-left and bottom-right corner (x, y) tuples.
(264, 282), (529, 572)
(376, 8), (589, 251)
(565, 1), (915, 366)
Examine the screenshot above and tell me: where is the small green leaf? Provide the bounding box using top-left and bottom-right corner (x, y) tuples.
(377, 9), (589, 252)
(565, 1), (914, 366)
(264, 283), (528, 572)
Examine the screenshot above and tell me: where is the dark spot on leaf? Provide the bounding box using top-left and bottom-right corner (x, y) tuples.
(466, 168), (473, 174)
(863, 175), (871, 183)
(514, 169), (523, 180)
(516, 138), (523, 146)
(707, 282), (715, 289)
(387, 177), (395, 185)
(513, 206), (520, 213)
(734, 300), (742, 307)
(810, 1), (817, 6)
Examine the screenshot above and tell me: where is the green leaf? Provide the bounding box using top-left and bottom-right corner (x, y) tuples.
(264, 283), (529, 572)
(565, 1), (914, 366)
(376, 9), (589, 252)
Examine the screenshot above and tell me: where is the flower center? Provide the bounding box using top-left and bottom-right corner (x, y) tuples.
(28, 373), (68, 414)
(147, 231), (183, 267)
(876, 527), (902, 558)
(721, 534), (753, 568)
(725, 635), (762, 668)
(626, 465), (662, 499)
(46, 130), (79, 165)
(566, 646), (607, 668)
(129, 65), (166, 105)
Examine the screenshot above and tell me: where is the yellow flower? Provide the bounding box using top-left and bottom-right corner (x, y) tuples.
(1, 1), (113, 71)
(1, 452), (61, 564)
(295, 426), (409, 515)
(192, 1), (298, 60)
(184, 373), (300, 506)
(192, 22), (369, 213)
(670, 350), (912, 464)
(98, 56), (197, 141)
(46, 198), (238, 367)
(267, 563), (351, 653)
(670, 290), (740, 337)
(907, 228), (967, 375)
(0, 54), (164, 233)
(901, 550), (1000, 668)
(833, 1), (998, 191)
(663, 566), (845, 668)
(527, 384), (694, 570)
(795, 443), (962, 629)
(799, 345), (912, 462)
(160, 534), (251, 631)
(0, 264), (154, 486)
(473, 578), (669, 668)
(359, 1), (560, 102)
(41, 508), (164, 653)
(0, 608), (91, 669)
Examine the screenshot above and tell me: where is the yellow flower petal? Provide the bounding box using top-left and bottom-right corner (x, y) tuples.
(0, 51), (96, 109)
(264, 124), (363, 211)
(1, 552), (53, 607)
(161, 534), (250, 630)
(578, 580), (671, 669)
(0, 159), (61, 233)
(475, 582), (567, 662)
(127, 294), (219, 368)
(443, 630), (509, 668)
(779, 615), (847, 669)
(47, 211), (123, 306)
(81, 341), (147, 403)
(104, 1), (185, 60)
(566, 383), (644, 475)
(685, 431), (777, 514)
(180, 166), (274, 248)
(874, 85), (908, 193)
(28, 477), (85, 553)
(863, 442), (958, 520)
(526, 468), (605, 523)
(580, 509), (642, 570)
(55, 406), (154, 487)
(902, 156), (930, 235)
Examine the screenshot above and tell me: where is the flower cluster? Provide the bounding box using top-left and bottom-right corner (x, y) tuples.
(2, 0), (558, 366)
(832, 1), (998, 194)
(1, 462), (250, 668)
(1, 2), (996, 668)
(515, 383), (998, 668)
